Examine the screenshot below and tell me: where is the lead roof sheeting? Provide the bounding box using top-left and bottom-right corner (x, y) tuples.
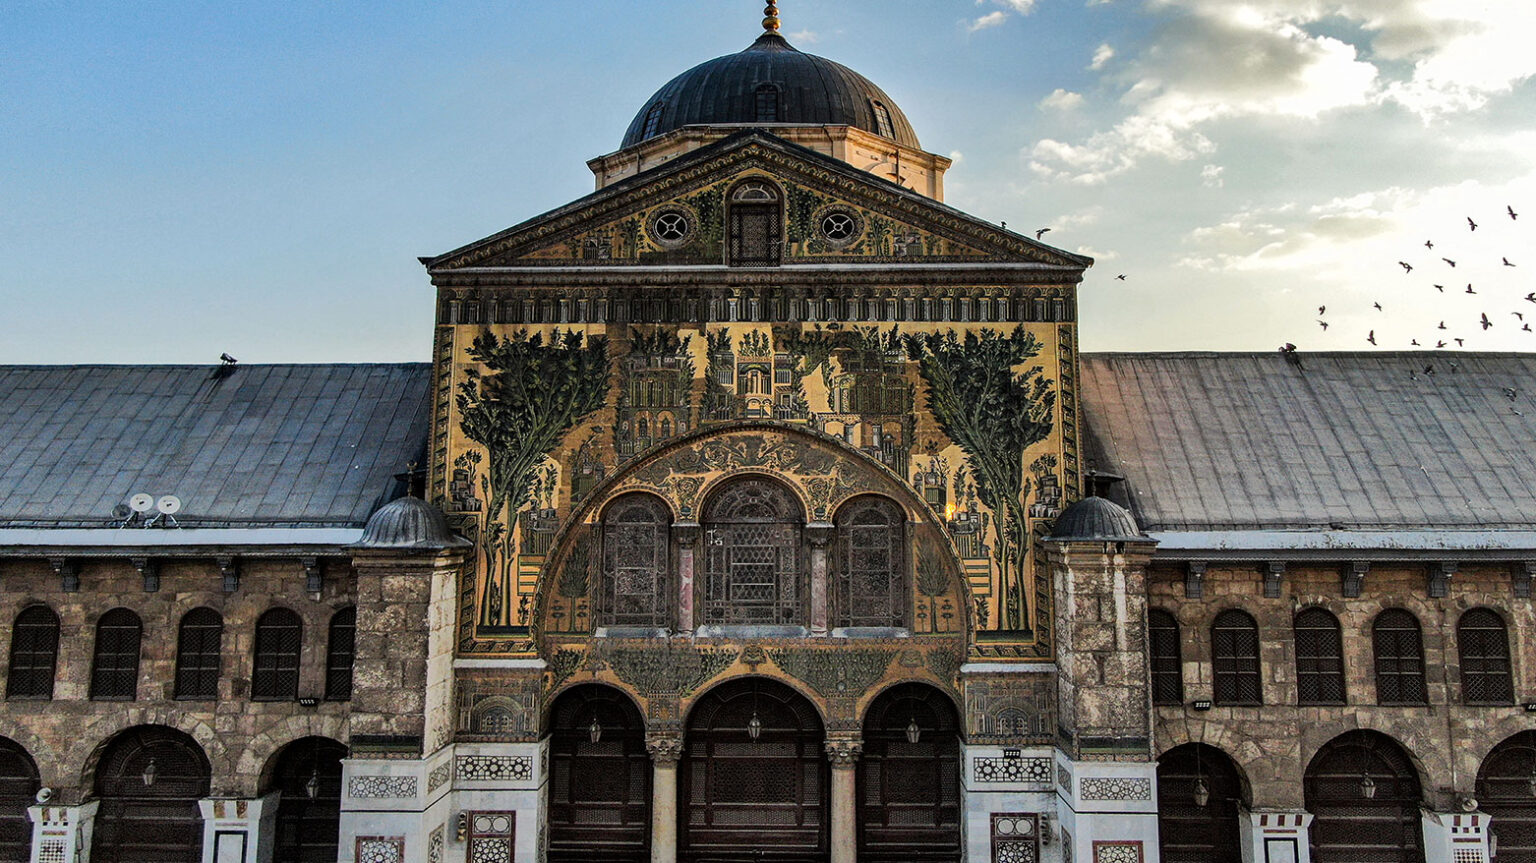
(0, 364), (431, 528)
(1079, 352), (1536, 531)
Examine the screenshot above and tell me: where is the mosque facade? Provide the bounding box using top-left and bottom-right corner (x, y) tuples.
(0, 6), (1532, 863)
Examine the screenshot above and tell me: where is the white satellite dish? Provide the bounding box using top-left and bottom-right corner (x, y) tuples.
(156, 495), (182, 515)
(129, 493), (156, 513)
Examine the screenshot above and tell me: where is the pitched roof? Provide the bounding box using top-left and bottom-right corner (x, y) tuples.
(1079, 352), (1536, 531)
(0, 364), (431, 530)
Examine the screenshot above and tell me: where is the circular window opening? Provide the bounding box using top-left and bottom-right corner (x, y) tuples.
(648, 209), (694, 247)
(817, 209), (862, 246)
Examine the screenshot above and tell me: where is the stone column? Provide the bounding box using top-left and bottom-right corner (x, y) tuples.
(27, 801), (98, 863)
(825, 738), (862, 863)
(673, 524), (700, 635)
(647, 734), (684, 863)
(806, 523), (835, 636)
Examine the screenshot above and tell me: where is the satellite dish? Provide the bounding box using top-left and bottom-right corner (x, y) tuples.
(129, 493), (155, 513)
(156, 495), (182, 515)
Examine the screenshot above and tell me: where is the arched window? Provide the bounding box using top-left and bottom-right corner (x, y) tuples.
(173, 608), (222, 701)
(324, 608), (356, 701)
(1148, 609), (1183, 706)
(252, 608), (302, 701)
(641, 102), (665, 139)
(1211, 610), (1261, 705)
(1294, 607), (1345, 706)
(6, 605), (58, 699)
(728, 181), (782, 267)
(600, 494), (673, 629)
(701, 478), (804, 626)
(755, 84), (781, 123)
(1373, 609), (1427, 705)
(1458, 608), (1513, 705)
(90, 608), (142, 701)
(833, 496), (907, 629)
(870, 100), (895, 139)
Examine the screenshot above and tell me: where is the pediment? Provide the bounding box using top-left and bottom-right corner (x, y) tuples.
(425, 132), (1088, 271)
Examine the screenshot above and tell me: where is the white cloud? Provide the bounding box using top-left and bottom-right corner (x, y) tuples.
(968, 11), (1009, 32)
(992, 0), (1037, 11)
(1039, 89), (1084, 110)
(1201, 164), (1224, 188)
(1090, 43), (1115, 71)
(787, 29), (819, 44)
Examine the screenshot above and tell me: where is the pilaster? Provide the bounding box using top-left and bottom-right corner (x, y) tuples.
(1421, 810), (1490, 863)
(27, 801), (98, 863)
(1238, 809), (1313, 863)
(198, 792), (281, 863)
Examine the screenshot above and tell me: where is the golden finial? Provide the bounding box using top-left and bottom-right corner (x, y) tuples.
(763, 1), (781, 33)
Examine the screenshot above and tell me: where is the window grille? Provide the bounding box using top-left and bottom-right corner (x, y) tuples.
(1211, 610), (1262, 705)
(701, 479), (804, 625)
(6, 605), (59, 699)
(600, 495), (673, 628)
(833, 496), (906, 628)
(252, 608), (302, 701)
(1148, 609), (1183, 706)
(1372, 609), (1427, 704)
(1458, 608), (1513, 705)
(90, 608), (142, 700)
(173, 608), (222, 700)
(324, 607), (356, 701)
(1295, 607), (1346, 705)
(871, 100), (895, 139)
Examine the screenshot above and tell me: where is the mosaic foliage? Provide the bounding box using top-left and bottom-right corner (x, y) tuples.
(601, 645), (737, 697)
(768, 648), (893, 697)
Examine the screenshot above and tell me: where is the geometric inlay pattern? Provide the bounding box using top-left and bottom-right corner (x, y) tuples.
(349, 775), (418, 799)
(356, 837), (405, 863)
(1058, 764), (1073, 791)
(37, 840), (67, 863)
(469, 811), (515, 863)
(992, 813), (1040, 863)
(1079, 777), (1152, 801)
(1093, 841), (1143, 863)
(428, 826), (445, 863)
(974, 756), (1053, 784)
(428, 762), (453, 794)
(456, 755), (533, 782)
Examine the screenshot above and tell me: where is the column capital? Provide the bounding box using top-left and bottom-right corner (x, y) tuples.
(824, 737), (862, 767)
(805, 522), (836, 549)
(646, 733), (685, 764)
(672, 522), (702, 548)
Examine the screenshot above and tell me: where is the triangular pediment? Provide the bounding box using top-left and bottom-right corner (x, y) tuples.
(425, 132), (1089, 271)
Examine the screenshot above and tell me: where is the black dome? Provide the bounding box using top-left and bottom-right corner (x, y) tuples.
(355, 496), (469, 550)
(1048, 496), (1146, 543)
(621, 33), (921, 149)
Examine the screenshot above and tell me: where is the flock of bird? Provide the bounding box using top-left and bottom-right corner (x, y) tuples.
(1300, 205), (1526, 352)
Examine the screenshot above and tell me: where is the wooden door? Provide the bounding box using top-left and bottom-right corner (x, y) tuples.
(1305, 732), (1424, 863)
(548, 685), (651, 862)
(0, 738), (38, 863)
(857, 684), (961, 862)
(271, 738), (346, 863)
(91, 727), (209, 863)
(1157, 744), (1244, 863)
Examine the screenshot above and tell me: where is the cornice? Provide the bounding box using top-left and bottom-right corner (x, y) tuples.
(430, 265), (1085, 289)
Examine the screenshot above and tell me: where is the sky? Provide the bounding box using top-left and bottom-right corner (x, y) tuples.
(4, 0), (1535, 364)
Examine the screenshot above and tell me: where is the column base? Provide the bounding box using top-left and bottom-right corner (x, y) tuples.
(1239, 809), (1314, 863)
(198, 793), (281, 863)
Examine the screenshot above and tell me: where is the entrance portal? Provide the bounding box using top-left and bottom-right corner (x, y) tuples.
(548, 684), (652, 862)
(681, 678), (827, 862)
(857, 683), (961, 862)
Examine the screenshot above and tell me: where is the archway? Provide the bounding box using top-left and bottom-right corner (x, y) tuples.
(1304, 730), (1424, 863)
(857, 683), (960, 862)
(1478, 731), (1536, 862)
(0, 737), (38, 862)
(547, 684), (651, 862)
(1157, 743), (1245, 863)
(265, 737), (346, 863)
(682, 678), (827, 862)
(91, 725), (210, 863)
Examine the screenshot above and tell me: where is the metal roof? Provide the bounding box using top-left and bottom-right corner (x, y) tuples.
(0, 364), (431, 530)
(1079, 352), (1536, 532)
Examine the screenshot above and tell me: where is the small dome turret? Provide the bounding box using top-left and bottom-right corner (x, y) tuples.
(354, 497), (469, 550)
(1048, 496), (1147, 543)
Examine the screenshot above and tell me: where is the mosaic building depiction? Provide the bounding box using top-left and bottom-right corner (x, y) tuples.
(0, 5), (1533, 863)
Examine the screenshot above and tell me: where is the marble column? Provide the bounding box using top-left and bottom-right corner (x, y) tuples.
(647, 734), (684, 863)
(806, 523), (835, 636)
(673, 523), (700, 635)
(825, 738), (862, 863)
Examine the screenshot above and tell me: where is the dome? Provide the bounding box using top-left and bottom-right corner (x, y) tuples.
(355, 496), (470, 550)
(621, 31), (921, 150)
(1048, 496), (1146, 543)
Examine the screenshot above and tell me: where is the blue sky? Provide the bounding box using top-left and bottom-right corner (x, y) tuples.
(4, 1), (1535, 362)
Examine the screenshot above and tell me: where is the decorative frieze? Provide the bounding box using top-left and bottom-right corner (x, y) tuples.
(1093, 841), (1143, 863)
(348, 776), (417, 799)
(455, 755), (533, 782)
(973, 756), (1052, 784)
(1079, 776), (1153, 801)
(427, 762), (452, 794)
(771, 648), (893, 698)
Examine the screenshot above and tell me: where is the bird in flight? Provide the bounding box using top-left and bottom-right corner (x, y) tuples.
(1468, 217), (1478, 231)
(1036, 228), (1051, 239)
(1411, 339), (1421, 346)
(1367, 330), (1377, 345)
(1481, 313), (1493, 330)
(1318, 320), (1329, 330)
(1510, 205), (1519, 221)
(1504, 257), (1516, 267)
(1466, 284), (1477, 294)
(1399, 261), (1413, 273)
(1525, 324), (1533, 333)
(1514, 312), (1524, 321)
(1374, 302), (1383, 311)
(1436, 340), (1447, 349)
(1455, 338), (1465, 346)
(1526, 293), (1536, 303)
(1442, 258), (1457, 267)
(1318, 305), (1326, 315)
(1425, 240), (1435, 250)
(1116, 274), (1126, 281)
(1438, 321), (1447, 330)
(1434, 284), (1445, 292)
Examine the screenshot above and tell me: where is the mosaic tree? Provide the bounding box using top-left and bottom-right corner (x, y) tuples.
(906, 327), (1055, 631)
(459, 330), (610, 629)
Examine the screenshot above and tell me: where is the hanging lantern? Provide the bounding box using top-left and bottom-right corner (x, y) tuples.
(141, 758), (158, 788)
(905, 717), (921, 745)
(1192, 777), (1211, 808)
(589, 717), (603, 744)
(1359, 773), (1377, 800)
(748, 711), (763, 741)
(305, 768), (321, 800)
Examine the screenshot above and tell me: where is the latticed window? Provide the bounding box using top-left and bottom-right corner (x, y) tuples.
(833, 496), (906, 629)
(173, 607), (222, 700)
(755, 84), (781, 123)
(90, 608), (142, 700)
(1458, 608), (1513, 705)
(1148, 609), (1183, 706)
(600, 494), (673, 628)
(1295, 607), (1346, 705)
(871, 100), (895, 139)
(701, 478), (804, 626)
(1211, 610), (1262, 705)
(1373, 609), (1427, 704)
(641, 102), (665, 139)
(251, 608), (302, 701)
(6, 605), (59, 699)
(729, 182), (782, 267)
(324, 607), (356, 701)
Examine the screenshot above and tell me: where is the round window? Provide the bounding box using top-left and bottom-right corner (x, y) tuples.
(816, 208), (863, 246)
(648, 209), (694, 246)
